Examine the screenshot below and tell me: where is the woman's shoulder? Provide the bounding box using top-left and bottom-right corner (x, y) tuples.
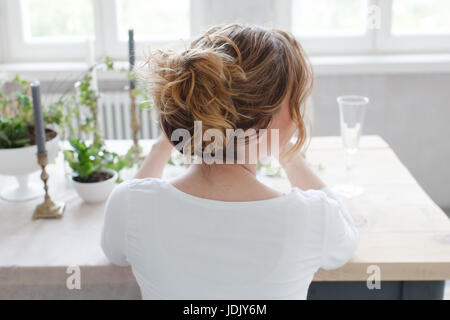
(108, 178), (168, 201)
(286, 187), (346, 221)
(126, 177), (167, 190)
(289, 187), (334, 206)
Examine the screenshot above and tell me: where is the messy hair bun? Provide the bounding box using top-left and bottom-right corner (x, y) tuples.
(144, 23), (313, 157)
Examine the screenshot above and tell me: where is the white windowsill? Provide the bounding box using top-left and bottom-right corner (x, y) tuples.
(310, 54), (450, 75)
(1, 54), (450, 81)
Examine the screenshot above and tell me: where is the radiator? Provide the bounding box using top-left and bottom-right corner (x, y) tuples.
(42, 93), (314, 141)
(43, 92), (160, 140)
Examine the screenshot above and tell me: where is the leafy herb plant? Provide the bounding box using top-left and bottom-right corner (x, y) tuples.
(0, 75), (65, 149)
(64, 139), (133, 182)
(0, 117), (30, 148)
(63, 57), (134, 183)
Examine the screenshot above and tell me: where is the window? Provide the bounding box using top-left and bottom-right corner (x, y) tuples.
(281, 0), (372, 54)
(377, 0), (450, 52)
(2, 0), (198, 62)
(117, 0), (190, 41)
(278, 0), (450, 54)
(1, 0), (450, 63)
(24, 0), (94, 40)
(291, 0), (366, 37)
(392, 0), (450, 35)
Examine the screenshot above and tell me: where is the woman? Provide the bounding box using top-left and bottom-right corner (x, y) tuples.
(101, 24), (358, 299)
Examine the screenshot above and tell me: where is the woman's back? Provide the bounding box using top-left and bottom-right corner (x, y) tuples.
(102, 178), (358, 299)
(101, 23), (358, 299)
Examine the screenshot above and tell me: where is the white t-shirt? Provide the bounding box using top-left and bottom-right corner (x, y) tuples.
(101, 178), (358, 300)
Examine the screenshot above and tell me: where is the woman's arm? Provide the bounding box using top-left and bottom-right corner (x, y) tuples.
(280, 146), (358, 269)
(280, 143), (325, 191)
(101, 181), (130, 266)
(135, 134), (173, 179)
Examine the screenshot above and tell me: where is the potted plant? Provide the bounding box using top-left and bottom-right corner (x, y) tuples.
(64, 138), (131, 203)
(63, 64), (133, 203)
(0, 75), (64, 201)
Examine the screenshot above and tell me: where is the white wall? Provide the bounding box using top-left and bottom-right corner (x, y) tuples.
(210, 0), (273, 26)
(312, 73), (450, 210)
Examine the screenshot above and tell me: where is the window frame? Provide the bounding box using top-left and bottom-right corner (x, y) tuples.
(375, 0), (450, 53)
(277, 0), (450, 55)
(4, 0), (98, 62)
(275, 0), (375, 55)
(100, 0), (210, 60)
(0, 0), (8, 63)
(2, 0), (206, 63)
(2, 0), (450, 65)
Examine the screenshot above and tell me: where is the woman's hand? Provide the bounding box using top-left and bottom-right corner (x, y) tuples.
(279, 141), (297, 167)
(134, 133), (174, 179)
(154, 133), (174, 152)
(280, 141), (325, 191)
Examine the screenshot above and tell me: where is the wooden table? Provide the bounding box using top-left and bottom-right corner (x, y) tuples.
(1, 136), (449, 299)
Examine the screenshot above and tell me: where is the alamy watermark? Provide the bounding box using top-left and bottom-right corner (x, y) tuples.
(367, 264), (381, 290)
(367, 5), (381, 30)
(66, 265), (81, 290)
(170, 121), (280, 165)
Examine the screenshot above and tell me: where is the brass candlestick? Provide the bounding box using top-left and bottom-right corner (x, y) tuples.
(130, 91), (140, 149)
(32, 152), (65, 220)
(129, 90), (144, 161)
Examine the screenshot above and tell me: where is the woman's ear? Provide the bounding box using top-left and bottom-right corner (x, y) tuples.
(268, 96), (296, 152)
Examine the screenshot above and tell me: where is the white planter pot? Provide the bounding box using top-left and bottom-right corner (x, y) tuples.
(71, 169), (118, 203)
(0, 133), (60, 201)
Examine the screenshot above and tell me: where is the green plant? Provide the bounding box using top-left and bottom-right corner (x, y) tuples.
(11, 75), (33, 124)
(68, 57), (121, 143)
(64, 57), (135, 182)
(0, 75), (64, 127)
(167, 152), (187, 166)
(0, 75), (66, 149)
(64, 139), (133, 182)
(131, 82), (153, 110)
(0, 117), (30, 148)
(256, 161), (282, 177)
(43, 99), (64, 127)
(104, 56), (114, 70)
(64, 139), (104, 180)
(75, 74), (101, 143)
(105, 55), (153, 111)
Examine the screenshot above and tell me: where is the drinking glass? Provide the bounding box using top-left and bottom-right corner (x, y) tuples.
(332, 95), (369, 198)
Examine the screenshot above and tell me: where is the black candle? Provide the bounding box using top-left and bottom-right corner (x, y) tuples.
(31, 82), (46, 154)
(128, 29), (136, 90)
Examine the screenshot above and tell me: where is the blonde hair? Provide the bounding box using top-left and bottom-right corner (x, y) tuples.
(144, 24), (313, 157)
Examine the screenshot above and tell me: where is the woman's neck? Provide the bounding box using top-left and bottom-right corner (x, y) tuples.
(171, 162), (282, 202)
(188, 163), (258, 183)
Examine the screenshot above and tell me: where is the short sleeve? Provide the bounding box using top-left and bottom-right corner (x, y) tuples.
(319, 187), (359, 270)
(101, 181), (131, 266)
